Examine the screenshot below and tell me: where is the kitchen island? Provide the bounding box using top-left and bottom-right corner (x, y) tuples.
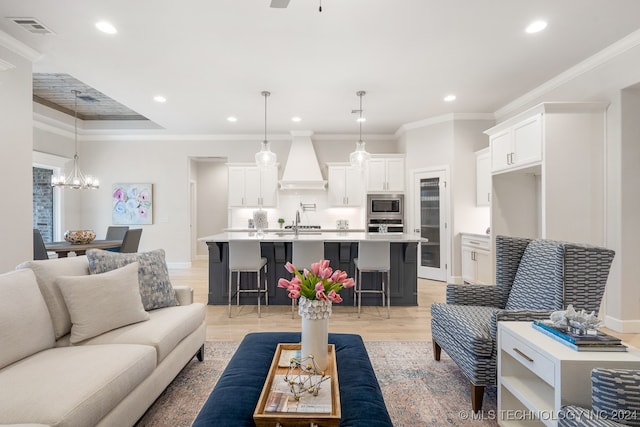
(199, 231), (420, 306)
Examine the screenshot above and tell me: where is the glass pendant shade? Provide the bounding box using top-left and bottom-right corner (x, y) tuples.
(256, 91), (277, 168)
(255, 140), (277, 168)
(350, 140), (370, 167)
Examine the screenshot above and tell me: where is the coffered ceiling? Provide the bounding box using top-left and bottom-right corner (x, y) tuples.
(2, 0), (640, 135)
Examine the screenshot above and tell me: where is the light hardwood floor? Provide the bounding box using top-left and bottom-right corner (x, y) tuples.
(170, 260), (640, 347)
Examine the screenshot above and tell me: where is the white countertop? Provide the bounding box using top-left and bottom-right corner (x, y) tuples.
(199, 231), (423, 242)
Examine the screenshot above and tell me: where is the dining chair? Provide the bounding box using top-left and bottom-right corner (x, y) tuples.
(353, 240), (391, 318)
(119, 229), (143, 253)
(33, 229), (49, 260)
(228, 241), (268, 318)
(105, 225), (129, 241)
(291, 241), (325, 318)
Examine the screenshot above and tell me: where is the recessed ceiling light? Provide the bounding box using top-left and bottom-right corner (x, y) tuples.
(227, 116), (238, 122)
(356, 117), (366, 123)
(525, 20), (547, 34)
(291, 117), (301, 122)
(95, 21), (117, 34)
(153, 95), (167, 103)
(444, 94), (456, 102)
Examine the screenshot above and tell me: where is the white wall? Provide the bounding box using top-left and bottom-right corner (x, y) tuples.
(32, 130), (398, 264)
(493, 34), (640, 331)
(194, 159), (228, 257)
(0, 45), (33, 273)
(401, 117), (493, 281)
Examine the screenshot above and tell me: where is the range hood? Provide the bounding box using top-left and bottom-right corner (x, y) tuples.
(279, 131), (327, 190)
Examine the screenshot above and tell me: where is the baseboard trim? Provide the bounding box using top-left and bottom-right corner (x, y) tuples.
(604, 315), (640, 333)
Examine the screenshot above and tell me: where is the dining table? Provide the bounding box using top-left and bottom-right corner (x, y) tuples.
(44, 239), (123, 258)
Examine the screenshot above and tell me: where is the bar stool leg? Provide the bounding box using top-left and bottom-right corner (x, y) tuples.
(386, 271), (391, 319)
(264, 265), (269, 307)
(357, 269), (363, 318)
(257, 268), (261, 318)
(236, 271), (241, 307)
(228, 271), (233, 318)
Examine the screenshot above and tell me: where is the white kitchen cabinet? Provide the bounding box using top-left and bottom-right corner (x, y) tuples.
(227, 165), (277, 207)
(490, 114), (542, 174)
(367, 156), (404, 192)
(485, 103), (607, 248)
(498, 322), (640, 427)
(475, 148), (491, 207)
(460, 233), (491, 284)
(327, 164), (364, 206)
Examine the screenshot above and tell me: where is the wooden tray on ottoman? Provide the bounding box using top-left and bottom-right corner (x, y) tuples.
(254, 343), (341, 427)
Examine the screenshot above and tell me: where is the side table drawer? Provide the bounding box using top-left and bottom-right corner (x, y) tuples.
(502, 328), (555, 386)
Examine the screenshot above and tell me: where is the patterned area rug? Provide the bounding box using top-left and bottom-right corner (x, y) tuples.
(135, 341), (498, 427)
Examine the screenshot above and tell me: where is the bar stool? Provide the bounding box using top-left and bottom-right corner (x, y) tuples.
(228, 241), (268, 318)
(291, 241), (325, 318)
(353, 240), (391, 318)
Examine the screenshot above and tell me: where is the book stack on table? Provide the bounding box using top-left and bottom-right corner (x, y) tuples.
(532, 320), (627, 352)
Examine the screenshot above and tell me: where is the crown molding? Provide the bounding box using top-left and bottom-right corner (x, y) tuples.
(0, 29), (42, 62)
(394, 113), (495, 137)
(495, 28), (640, 120)
(0, 58), (16, 71)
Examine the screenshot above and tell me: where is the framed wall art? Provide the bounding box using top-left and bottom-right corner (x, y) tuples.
(112, 183), (153, 225)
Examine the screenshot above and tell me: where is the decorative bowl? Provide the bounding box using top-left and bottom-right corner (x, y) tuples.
(64, 230), (96, 244)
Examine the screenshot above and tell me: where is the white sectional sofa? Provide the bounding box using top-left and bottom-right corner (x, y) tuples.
(0, 251), (206, 427)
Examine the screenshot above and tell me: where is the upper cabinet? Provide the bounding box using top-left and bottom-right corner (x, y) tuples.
(367, 156), (405, 192)
(327, 163), (364, 206)
(490, 114), (542, 174)
(475, 148), (491, 207)
(484, 102), (608, 246)
(227, 164), (277, 207)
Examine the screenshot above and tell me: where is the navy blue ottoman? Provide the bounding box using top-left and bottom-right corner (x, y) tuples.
(192, 332), (392, 427)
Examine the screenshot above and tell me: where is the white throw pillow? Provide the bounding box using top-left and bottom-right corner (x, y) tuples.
(57, 262), (150, 344)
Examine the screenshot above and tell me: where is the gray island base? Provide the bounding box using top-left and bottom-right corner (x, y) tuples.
(201, 232), (419, 306)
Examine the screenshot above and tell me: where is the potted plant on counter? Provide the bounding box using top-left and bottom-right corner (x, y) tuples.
(278, 218), (285, 229)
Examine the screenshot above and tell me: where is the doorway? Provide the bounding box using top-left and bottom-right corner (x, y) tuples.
(411, 168), (449, 281)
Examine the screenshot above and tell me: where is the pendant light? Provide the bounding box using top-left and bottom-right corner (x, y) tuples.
(255, 90), (277, 168)
(51, 90), (99, 189)
(349, 90), (370, 168)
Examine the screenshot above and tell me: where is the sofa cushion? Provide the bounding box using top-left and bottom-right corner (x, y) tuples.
(505, 239), (565, 310)
(77, 303), (205, 363)
(16, 256), (90, 340)
(57, 262), (150, 344)
(0, 269), (55, 370)
(430, 303), (496, 357)
(0, 344), (155, 427)
(86, 248), (178, 310)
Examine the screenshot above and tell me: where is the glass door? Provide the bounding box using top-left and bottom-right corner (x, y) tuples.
(413, 169), (447, 280)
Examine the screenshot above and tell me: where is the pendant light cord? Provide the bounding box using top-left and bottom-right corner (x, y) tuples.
(73, 90), (79, 160)
(262, 90), (270, 144)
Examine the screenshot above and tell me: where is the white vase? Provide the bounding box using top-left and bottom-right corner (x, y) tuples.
(298, 296), (331, 372)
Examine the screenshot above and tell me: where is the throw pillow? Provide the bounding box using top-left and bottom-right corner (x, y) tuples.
(57, 262), (150, 344)
(86, 248), (178, 310)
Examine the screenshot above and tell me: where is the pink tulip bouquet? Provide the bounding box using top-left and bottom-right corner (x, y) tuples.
(278, 259), (355, 303)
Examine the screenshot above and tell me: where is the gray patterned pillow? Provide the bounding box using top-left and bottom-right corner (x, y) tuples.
(86, 248), (178, 310)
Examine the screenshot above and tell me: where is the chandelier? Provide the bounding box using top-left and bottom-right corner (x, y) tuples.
(255, 90), (277, 169)
(349, 90), (371, 168)
(51, 90), (99, 189)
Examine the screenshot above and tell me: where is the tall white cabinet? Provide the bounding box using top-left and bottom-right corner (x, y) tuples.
(485, 102), (607, 246)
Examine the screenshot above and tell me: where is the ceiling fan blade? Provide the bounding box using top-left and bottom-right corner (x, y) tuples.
(270, 0), (291, 8)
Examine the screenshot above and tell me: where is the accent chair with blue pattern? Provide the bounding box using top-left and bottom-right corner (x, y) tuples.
(430, 235), (615, 412)
(558, 368), (640, 426)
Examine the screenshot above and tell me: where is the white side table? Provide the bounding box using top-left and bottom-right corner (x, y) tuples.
(497, 321), (640, 426)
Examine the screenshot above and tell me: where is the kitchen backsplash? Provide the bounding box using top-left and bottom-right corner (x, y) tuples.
(227, 190), (366, 230)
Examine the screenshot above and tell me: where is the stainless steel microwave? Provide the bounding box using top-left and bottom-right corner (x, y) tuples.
(367, 194), (404, 218)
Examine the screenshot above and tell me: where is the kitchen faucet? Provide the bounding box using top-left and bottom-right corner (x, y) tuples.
(293, 210), (301, 236)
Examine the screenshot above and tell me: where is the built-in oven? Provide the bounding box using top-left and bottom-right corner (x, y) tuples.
(367, 194), (404, 233)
